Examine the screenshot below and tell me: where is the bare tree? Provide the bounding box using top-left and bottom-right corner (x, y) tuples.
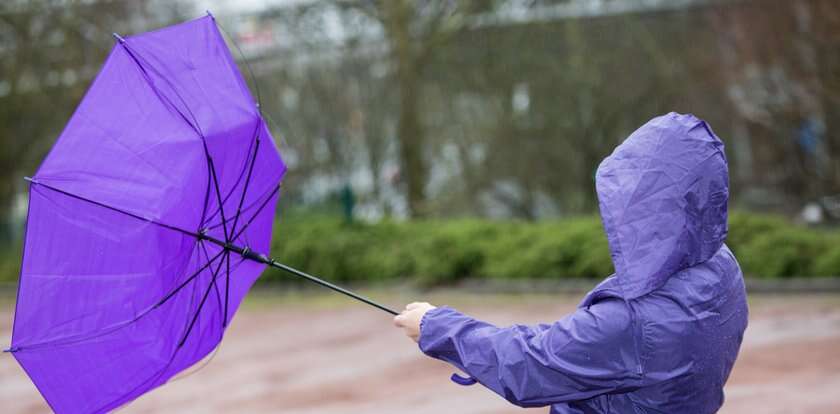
(332, 0), (490, 217)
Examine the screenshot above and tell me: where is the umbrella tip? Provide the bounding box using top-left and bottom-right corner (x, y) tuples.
(206, 10), (215, 18)
(112, 33), (126, 43)
(2, 346), (18, 353)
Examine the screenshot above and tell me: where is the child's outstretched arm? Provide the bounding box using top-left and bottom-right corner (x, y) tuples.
(394, 299), (643, 407)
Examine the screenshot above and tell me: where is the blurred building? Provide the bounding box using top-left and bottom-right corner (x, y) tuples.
(2, 0), (838, 226)
(206, 0), (838, 221)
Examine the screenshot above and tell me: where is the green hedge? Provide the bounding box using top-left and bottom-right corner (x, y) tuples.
(0, 212), (837, 285)
(261, 216), (615, 286)
(729, 212), (840, 278)
(262, 211), (839, 285)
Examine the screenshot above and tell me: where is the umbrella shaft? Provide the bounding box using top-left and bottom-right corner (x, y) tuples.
(199, 233), (399, 316)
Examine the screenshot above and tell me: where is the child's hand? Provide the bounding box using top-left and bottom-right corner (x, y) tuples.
(393, 302), (436, 343)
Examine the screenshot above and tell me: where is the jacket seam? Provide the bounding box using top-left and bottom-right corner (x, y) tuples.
(626, 299), (646, 378)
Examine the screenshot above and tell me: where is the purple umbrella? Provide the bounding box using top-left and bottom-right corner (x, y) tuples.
(6, 13), (396, 413)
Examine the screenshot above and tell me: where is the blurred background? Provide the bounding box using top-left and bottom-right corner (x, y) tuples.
(0, 0), (839, 413)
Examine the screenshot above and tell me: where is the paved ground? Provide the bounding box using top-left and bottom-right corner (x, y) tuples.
(1, 291), (839, 413)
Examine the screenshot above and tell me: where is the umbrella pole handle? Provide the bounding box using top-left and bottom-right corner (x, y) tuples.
(198, 233), (400, 316)
(266, 260), (399, 316)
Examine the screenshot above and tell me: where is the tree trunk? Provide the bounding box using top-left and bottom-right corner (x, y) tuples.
(383, 0), (428, 217)
(397, 65), (428, 217)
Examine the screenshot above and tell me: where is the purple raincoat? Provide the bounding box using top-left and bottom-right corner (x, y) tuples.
(419, 113), (749, 413)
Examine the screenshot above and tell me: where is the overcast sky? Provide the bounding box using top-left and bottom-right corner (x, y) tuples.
(191, 0), (307, 17)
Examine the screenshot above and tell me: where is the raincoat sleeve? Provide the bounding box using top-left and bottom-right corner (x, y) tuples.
(418, 299), (642, 407)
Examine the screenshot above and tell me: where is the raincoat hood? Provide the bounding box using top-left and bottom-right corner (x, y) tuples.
(595, 112), (729, 299)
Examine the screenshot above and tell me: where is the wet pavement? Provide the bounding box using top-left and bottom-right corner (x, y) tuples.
(1, 292), (838, 414)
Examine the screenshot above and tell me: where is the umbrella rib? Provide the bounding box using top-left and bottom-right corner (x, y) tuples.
(203, 183), (275, 233)
(196, 185), (278, 252)
(116, 40), (205, 137)
(198, 153), (213, 236)
(199, 240), (224, 322)
(223, 251), (231, 327)
(200, 121), (259, 227)
(230, 185), (280, 243)
(228, 130), (261, 239)
(178, 250), (228, 348)
(27, 178), (202, 240)
(205, 155), (231, 242)
(154, 248), (226, 310)
(11, 248), (226, 352)
(221, 130), (262, 327)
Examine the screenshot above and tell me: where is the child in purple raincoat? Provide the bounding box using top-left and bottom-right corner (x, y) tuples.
(394, 113), (749, 414)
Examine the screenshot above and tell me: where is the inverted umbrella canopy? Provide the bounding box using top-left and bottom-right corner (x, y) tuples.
(7, 14), (395, 413)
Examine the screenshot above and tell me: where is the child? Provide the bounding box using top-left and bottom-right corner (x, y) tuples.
(394, 113), (749, 413)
